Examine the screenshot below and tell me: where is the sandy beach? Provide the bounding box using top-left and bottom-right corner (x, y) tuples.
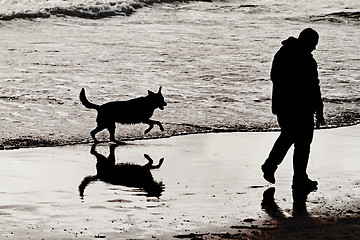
(0, 125), (359, 239)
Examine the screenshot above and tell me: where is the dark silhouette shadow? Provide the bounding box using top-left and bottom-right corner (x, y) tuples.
(259, 187), (360, 239)
(262, 28), (325, 189)
(261, 188), (287, 220)
(262, 187), (312, 219)
(261, 187), (316, 234)
(79, 143), (165, 198)
(79, 87), (167, 144)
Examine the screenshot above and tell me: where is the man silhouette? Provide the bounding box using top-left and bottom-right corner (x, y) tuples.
(261, 28), (325, 191)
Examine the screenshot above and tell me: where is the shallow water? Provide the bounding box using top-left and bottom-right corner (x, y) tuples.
(0, 0), (360, 148)
(0, 135), (268, 239)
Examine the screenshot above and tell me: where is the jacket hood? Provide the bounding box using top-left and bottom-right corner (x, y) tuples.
(281, 36), (298, 47)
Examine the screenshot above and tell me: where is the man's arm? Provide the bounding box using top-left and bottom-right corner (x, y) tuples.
(312, 64), (325, 128)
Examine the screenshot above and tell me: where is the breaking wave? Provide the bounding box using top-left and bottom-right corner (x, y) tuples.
(0, 2), (142, 21)
(311, 11), (360, 24)
(0, 0), (212, 21)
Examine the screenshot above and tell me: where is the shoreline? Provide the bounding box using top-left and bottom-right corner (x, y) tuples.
(1, 122), (359, 151)
(0, 124), (359, 239)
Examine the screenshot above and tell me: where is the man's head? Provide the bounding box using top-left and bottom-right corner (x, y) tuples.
(298, 28), (319, 52)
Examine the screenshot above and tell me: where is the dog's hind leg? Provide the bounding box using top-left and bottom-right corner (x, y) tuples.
(107, 123), (122, 144)
(91, 125), (105, 142)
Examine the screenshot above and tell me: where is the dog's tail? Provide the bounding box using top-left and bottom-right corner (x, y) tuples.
(79, 175), (98, 198)
(79, 88), (99, 110)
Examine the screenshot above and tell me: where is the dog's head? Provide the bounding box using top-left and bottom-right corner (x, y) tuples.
(148, 87), (167, 110)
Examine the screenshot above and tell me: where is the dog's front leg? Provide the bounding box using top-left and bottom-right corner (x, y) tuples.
(144, 123), (154, 134)
(154, 120), (164, 132)
(144, 154), (154, 165)
(158, 122), (164, 131)
(151, 158), (164, 169)
(144, 119), (164, 134)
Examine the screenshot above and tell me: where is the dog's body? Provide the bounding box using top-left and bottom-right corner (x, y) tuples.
(79, 144), (165, 198)
(80, 87), (167, 143)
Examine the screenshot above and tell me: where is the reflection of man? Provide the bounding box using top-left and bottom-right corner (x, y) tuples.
(261, 187), (312, 221)
(262, 28), (325, 191)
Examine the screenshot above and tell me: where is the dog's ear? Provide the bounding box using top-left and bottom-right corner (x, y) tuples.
(158, 86), (162, 94)
(148, 90), (156, 96)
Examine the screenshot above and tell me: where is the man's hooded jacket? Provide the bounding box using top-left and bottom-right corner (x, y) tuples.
(271, 37), (323, 116)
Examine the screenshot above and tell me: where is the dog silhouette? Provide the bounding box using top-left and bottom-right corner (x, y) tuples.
(80, 87), (167, 144)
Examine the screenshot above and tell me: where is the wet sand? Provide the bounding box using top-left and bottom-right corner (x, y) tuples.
(0, 125), (359, 239)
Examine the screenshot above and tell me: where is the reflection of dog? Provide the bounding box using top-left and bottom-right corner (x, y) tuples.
(80, 87), (167, 143)
(79, 144), (165, 198)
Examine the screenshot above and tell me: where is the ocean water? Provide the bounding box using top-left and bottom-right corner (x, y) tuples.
(0, 0), (359, 149)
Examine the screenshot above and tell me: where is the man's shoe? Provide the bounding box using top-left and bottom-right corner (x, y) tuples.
(292, 177), (318, 192)
(261, 164), (277, 184)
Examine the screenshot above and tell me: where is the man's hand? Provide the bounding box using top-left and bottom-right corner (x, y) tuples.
(316, 113), (326, 128)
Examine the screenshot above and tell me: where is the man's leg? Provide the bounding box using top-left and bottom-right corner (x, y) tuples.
(292, 114), (317, 190)
(262, 115), (295, 183)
